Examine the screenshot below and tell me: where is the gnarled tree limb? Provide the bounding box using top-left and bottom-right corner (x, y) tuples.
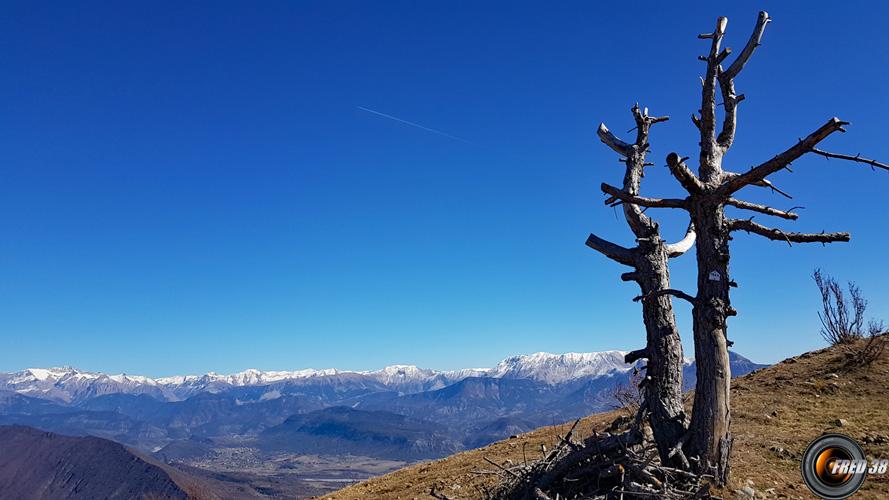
(620, 271), (639, 282)
(597, 123), (631, 155)
(664, 223), (697, 257)
(601, 183), (689, 209)
(721, 117), (849, 194)
(699, 16), (728, 181)
(585, 233), (637, 266)
(728, 218), (850, 245)
(725, 199), (799, 220)
(700, 17), (727, 141)
(666, 153), (704, 193)
(717, 12), (770, 149)
(633, 288), (697, 305)
(597, 106), (669, 238)
(811, 148), (889, 171)
(625, 348), (649, 364)
(722, 11), (771, 81)
(722, 172), (793, 198)
(630, 104), (669, 145)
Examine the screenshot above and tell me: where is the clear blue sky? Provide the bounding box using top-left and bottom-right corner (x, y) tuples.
(1, 1), (887, 376)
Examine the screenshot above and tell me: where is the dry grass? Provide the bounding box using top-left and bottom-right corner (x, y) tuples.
(322, 338), (889, 499)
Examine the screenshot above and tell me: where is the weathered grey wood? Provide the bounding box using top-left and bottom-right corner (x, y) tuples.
(725, 199), (799, 220)
(721, 118), (848, 195)
(729, 219), (849, 245)
(599, 183), (689, 209)
(686, 194), (734, 485)
(587, 105), (693, 467)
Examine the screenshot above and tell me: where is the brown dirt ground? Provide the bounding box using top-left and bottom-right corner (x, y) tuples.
(321, 339), (889, 499)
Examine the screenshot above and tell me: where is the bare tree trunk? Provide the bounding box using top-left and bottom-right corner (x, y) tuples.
(686, 197), (732, 483)
(588, 106), (694, 466)
(634, 242), (688, 464)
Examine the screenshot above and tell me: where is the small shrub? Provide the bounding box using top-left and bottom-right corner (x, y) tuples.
(814, 268), (866, 345)
(814, 269), (886, 367)
(611, 369), (644, 417)
(852, 320), (887, 367)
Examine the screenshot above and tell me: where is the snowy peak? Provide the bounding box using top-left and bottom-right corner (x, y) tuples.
(364, 365), (436, 385)
(488, 351), (630, 384)
(23, 366), (94, 382)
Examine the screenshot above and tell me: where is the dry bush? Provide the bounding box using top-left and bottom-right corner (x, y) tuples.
(610, 369), (643, 417)
(814, 269), (886, 366)
(852, 320), (887, 367)
(814, 268), (866, 345)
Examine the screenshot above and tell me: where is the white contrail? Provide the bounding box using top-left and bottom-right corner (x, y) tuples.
(357, 106), (472, 144)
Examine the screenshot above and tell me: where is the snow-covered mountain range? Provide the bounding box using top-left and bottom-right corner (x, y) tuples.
(0, 351), (636, 403)
(0, 350), (764, 460)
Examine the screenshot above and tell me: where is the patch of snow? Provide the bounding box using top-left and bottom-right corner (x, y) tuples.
(259, 390), (282, 401)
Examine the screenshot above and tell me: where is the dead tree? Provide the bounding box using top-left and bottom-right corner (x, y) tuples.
(586, 105), (695, 467)
(600, 11), (888, 484)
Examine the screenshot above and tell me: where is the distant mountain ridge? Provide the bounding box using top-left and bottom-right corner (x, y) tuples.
(0, 350), (766, 464)
(0, 351), (638, 403)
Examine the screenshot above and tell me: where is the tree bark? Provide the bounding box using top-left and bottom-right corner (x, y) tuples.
(589, 107), (692, 467)
(633, 240), (688, 465)
(686, 196), (732, 484)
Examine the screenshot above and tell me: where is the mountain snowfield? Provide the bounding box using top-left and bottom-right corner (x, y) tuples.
(0, 351), (640, 403)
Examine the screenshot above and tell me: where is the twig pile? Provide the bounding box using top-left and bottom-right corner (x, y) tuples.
(475, 417), (721, 500)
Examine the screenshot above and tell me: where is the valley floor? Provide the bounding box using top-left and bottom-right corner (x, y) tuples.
(321, 341), (889, 499)
(169, 451), (407, 496)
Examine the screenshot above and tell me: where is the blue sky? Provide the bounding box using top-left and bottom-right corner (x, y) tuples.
(1, 1), (887, 376)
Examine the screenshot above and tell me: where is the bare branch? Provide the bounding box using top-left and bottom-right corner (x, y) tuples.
(633, 288), (697, 305)
(729, 219), (850, 245)
(714, 13), (770, 150)
(630, 104), (669, 145)
(759, 178), (793, 199)
(725, 199), (799, 220)
(723, 11), (771, 81)
(597, 123), (631, 155)
(620, 271), (639, 282)
(601, 183), (689, 209)
(664, 222), (697, 257)
(717, 11), (770, 148)
(699, 16), (728, 149)
(724, 172), (794, 199)
(716, 77), (745, 149)
(586, 233), (637, 266)
(596, 106), (671, 239)
(625, 348), (649, 364)
(666, 153), (704, 193)
(721, 117), (848, 194)
(811, 148), (889, 172)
